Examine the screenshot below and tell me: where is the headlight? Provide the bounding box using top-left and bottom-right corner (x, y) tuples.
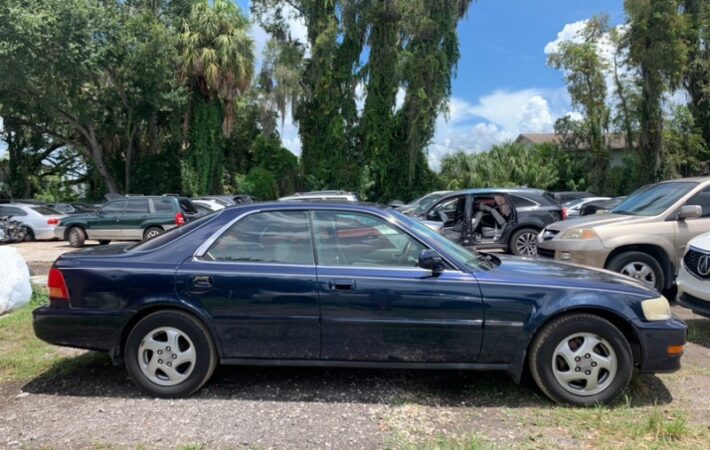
(641, 296), (671, 321)
(561, 228), (599, 240)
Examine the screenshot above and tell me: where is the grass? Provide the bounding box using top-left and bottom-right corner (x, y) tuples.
(687, 319), (710, 347)
(0, 288), (103, 382)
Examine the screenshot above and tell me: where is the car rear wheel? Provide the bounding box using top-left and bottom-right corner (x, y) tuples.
(510, 228), (539, 256)
(67, 227), (86, 248)
(607, 251), (664, 292)
(143, 227), (163, 241)
(125, 310), (217, 398)
(529, 313), (633, 406)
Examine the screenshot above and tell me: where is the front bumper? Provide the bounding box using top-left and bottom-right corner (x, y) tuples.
(33, 306), (129, 352)
(634, 316), (687, 373)
(536, 235), (610, 268)
(676, 263), (710, 317)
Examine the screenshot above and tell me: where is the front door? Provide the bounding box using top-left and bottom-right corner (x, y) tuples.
(176, 210), (320, 359)
(88, 200), (125, 240)
(312, 210), (484, 363)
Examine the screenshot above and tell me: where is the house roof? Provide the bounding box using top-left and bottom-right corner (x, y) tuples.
(515, 133), (630, 150)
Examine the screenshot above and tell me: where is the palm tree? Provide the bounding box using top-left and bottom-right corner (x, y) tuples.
(179, 0), (254, 135)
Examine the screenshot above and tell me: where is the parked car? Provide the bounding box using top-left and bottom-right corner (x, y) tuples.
(579, 197), (626, 216)
(34, 202), (685, 405)
(45, 202), (97, 215)
(55, 195), (201, 247)
(550, 191), (595, 203)
(279, 190), (359, 202)
(192, 199), (226, 212)
(419, 189), (564, 256)
(0, 203), (65, 240)
(677, 232), (710, 318)
(537, 177), (710, 292)
(563, 197), (611, 218)
(397, 190), (453, 217)
(195, 195), (256, 207)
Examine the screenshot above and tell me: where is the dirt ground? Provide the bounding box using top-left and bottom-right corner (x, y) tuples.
(1, 241), (709, 449)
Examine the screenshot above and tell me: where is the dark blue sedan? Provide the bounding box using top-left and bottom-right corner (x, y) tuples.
(33, 203), (686, 405)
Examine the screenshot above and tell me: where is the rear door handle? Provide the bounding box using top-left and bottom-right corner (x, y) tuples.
(191, 275), (213, 288)
(329, 279), (356, 291)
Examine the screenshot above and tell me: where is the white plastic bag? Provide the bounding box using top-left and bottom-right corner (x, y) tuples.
(0, 247), (33, 314)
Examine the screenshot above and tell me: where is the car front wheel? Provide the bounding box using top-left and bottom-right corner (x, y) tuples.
(510, 228), (539, 256)
(125, 310), (217, 398)
(607, 251), (664, 292)
(529, 313), (633, 406)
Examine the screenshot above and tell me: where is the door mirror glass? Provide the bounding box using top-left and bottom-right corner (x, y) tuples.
(678, 205), (702, 220)
(418, 249), (445, 276)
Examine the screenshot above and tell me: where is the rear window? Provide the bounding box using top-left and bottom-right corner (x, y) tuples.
(31, 206), (62, 215)
(127, 211), (221, 252)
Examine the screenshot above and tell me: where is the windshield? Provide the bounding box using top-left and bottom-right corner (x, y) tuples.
(127, 210), (221, 252)
(409, 193), (449, 215)
(391, 210), (492, 271)
(611, 182), (698, 216)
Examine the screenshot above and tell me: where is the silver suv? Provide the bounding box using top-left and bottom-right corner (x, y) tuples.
(537, 177), (710, 291)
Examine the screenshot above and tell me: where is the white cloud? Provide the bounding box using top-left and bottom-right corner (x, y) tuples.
(544, 20), (588, 55)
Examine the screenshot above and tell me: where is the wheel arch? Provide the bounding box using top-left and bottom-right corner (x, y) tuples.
(113, 303), (223, 365)
(63, 223), (86, 240)
(604, 244), (674, 290)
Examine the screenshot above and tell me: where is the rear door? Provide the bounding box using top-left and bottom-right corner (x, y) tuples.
(313, 210), (483, 363)
(176, 210), (320, 359)
(118, 199), (151, 239)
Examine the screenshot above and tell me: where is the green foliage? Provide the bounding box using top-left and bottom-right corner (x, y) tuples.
(439, 143), (559, 191)
(180, 96), (225, 196)
(661, 104), (710, 178)
(245, 166), (278, 200)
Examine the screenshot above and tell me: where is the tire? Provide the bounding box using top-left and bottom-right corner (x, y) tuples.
(143, 227), (163, 241)
(67, 226), (86, 248)
(529, 313), (633, 406)
(99, 240), (111, 245)
(124, 310), (217, 398)
(22, 227), (35, 242)
(509, 227), (539, 256)
(607, 251), (664, 292)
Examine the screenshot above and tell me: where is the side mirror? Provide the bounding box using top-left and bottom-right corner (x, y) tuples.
(678, 205), (702, 221)
(419, 249), (445, 276)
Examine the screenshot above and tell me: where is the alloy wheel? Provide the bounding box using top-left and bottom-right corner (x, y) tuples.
(551, 332), (618, 396)
(620, 262), (656, 287)
(515, 232), (538, 256)
(138, 327), (196, 387)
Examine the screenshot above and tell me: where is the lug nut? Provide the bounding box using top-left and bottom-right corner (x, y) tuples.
(167, 362), (172, 367)
(158, 359), (163, 364)
(575, 367), (581, 372)
(575, 357), (581, 362)
(172, 354), (177, 359)
(585, 370), (591, 375)
(166, 346), (171, 351)
(585, 353), (591, 359)
(591, 362), (597, 367)
(157, 350), (162, 355)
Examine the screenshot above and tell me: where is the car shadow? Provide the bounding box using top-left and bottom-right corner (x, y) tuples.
(22, 353), (673, 408)
(687, 318), (710, 349)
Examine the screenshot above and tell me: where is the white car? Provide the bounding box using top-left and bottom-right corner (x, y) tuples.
(677, 231), (710, 318)
(0, 203), (65, 240)
(562, 197), (611, 218)
(279, 191), (359, 202)
(192, 199), (226, 211)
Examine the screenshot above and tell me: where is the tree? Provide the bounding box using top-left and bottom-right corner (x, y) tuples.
(683, 0), (710, 149)
(625, 0), (687, 183)
(547, 16), (611, 193)
(661, 104), (710, 178)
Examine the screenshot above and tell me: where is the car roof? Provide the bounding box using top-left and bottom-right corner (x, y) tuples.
(225, 201), (386, 214)
(658, 176), (710, 183)
(452, 188), (545, 195)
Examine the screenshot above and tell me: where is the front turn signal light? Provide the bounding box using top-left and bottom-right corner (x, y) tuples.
(667, 345), (684, 356)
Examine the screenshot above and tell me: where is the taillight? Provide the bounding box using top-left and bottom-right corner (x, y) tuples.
(562, 208), (568, 220)
(47, 218), (60, 225)
(48, 268), (69, 301)
(175, 212), (185, 226)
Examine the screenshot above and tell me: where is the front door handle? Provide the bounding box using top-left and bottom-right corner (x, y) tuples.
(191, 275), (213, 288)
(329, 279), (356, 291)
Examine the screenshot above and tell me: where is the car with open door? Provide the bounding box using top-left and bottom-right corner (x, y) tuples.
(33, 202), (685, 405)
(420, 189), (564, 256)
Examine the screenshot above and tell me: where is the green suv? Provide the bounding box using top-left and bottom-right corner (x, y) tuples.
(55, 196), (200, 247)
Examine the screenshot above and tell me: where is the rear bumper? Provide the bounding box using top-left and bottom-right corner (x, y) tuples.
(32, 226), (58, 240)
(634, 316), (687, 373)
(33, 306), (129, 352)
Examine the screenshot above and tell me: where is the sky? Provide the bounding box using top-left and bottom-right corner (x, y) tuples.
(0, 1), (627, 168)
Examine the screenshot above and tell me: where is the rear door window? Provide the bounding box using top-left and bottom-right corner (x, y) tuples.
(205, 211), (314, 265)
(125, 199), (150, 213)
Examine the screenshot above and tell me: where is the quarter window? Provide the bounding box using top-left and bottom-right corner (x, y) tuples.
(153, 198), (175, 213)
(205, 211), (314, 265)
(312, 211), (425, 267)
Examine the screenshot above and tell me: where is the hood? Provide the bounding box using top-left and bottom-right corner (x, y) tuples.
(491, 255), (657, 297)
(546, 213), (647, 232)
(689, 231), (710, 251)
